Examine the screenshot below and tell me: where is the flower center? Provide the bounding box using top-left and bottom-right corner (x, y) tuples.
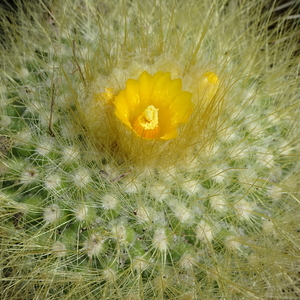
(133, 105), (160, 138)
(138, 105), (159, 130)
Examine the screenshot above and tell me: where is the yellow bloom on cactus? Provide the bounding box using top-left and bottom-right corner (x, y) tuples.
(199, 72), (219, 99)
(114, 71), (193, 140)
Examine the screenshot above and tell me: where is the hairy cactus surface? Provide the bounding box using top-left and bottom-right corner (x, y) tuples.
(1, 0), (299, 299)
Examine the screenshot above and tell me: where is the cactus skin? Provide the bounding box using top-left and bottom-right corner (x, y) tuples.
(1, 1), (299, 299)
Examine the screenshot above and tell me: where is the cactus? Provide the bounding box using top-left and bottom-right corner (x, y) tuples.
(1, 1), (299, 299)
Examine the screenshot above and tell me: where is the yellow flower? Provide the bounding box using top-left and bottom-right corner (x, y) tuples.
(198, 72), (219, 101)
(114, 71), (193, 140)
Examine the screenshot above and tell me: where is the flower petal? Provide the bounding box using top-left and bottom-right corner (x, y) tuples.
(138, 71), (157, 102)
(114, 90), (132, 128)
(159, 91), (193, 131)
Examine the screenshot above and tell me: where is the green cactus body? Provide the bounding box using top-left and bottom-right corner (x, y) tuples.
(1, 1), (299, 299)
